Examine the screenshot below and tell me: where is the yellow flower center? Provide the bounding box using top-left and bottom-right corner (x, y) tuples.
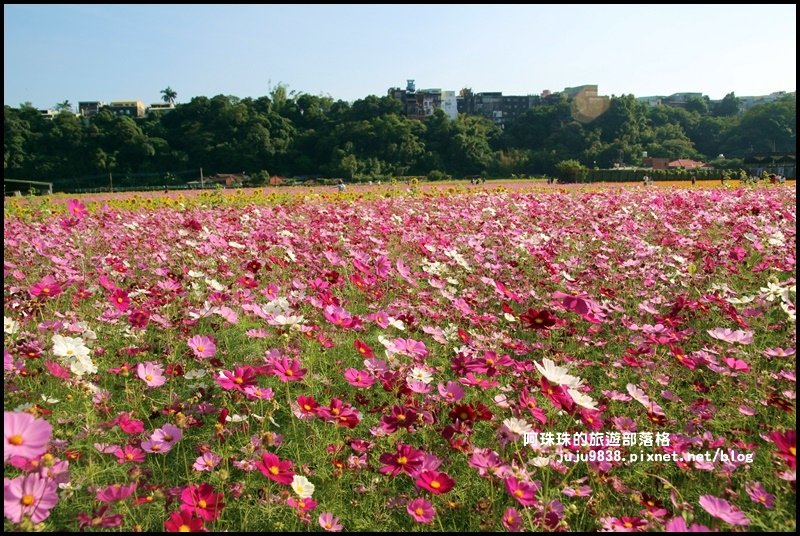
(397, 414), (406, 421)
(325, 522), (332, 529)
(397, 456), (408, 465)
(145, 374), (153, 381)
(285, 369), (293, 376)
(415, 507), (424, 516)
(624, 521), (633, 528)
(196, 345), (204, 353)
(117, 297), (124, 303)
(789, 447), (796, 457)
(9, 434), (23, 446)
(42, 288), (50, 294)
(178, 525), (191, 532)
(269, 466), (280, 475)
(514, 489), (523, 497)
(303, 404), (312, 411)
(198, 499), (207, 509)
(21, 494), (35, 506)
(234, 377), (243, 384)
(430, 480), (441, 489)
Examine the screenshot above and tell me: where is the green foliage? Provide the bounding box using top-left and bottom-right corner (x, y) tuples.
(3, 89), (796, 190)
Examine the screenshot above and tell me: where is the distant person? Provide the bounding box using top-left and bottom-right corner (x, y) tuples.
(337, 180), (346, 192)
(691, 175), (696, 186)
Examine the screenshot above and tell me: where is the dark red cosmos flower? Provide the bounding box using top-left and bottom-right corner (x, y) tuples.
(520, 309), (557, 330)
(354, 339), (375, 358)
(378, 443), (424, 476)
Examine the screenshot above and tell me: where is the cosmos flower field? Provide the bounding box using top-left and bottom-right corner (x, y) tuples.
(3, 183), (796, 532)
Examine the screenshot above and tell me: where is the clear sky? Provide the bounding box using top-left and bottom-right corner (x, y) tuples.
(4, 4), (796, 109)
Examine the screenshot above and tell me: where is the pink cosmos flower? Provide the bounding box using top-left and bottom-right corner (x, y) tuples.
(180, 483), (224, 521)
(96, 482), (137, 503)
(698, 495), (750, 526)
(287, 496), (318, 513)
(744, 481), (775, 509)
(407, 497), (436, 523)
(76, 505), (123, 530)
(244, 385), (274, 400)
(505, 476), (540, 506)
(164, 510), (206, 532)
(66, 198), (87, 218)
(502, 507), (523, 531)
(113, 445), (145, 464)
(137, 361), (166, 388)
(707, 328), (753, 345)
(255, 452), (295, 485)
(4, 412), (52, 461)
(269, 356), (307, 382)
(318, 512), (343, 532)
(663, 517), (711, 532)
(768, 430), (796, 469)
(110, 289), (131, 311)
(215, 366), (257, 391)
(29, 275), (62, 299)
(193, 451), (222, 472)
(437, 381), (465, 403)
(415, 470), (455, 494)
(343, 368), (375, 388)
(187, 335), (216, 359)
(117, 413), (145, 434)
(3, 473), (59, 524)
(601, 516), (648, 531)
(379, 444), (424, 476)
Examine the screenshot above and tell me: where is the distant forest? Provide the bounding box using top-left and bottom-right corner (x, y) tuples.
(3, 88), (796, 188)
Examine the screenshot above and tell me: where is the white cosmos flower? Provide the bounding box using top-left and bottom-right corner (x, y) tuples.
(184, 369), (207, 380)
(531, 456), (551, 468)
(535, 358), (584, 389)
(69, 355), (97, 377)
(52, 334), (91, 360)
(407, 367), (433, 384)
(4, 316), (19, 334)
(567, 388), (598, 411)
(291, 475), (315, 498)
(503, 417), (533, 435)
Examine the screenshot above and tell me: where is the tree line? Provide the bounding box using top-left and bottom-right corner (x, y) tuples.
(3, 87), (796, 188)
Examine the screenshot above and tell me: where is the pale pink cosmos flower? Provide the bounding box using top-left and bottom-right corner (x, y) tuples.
(663, 517), (711, 532)
(407, 497), (436, 523)
(343, 368), (375, 388)
(502, 507), (523, 531)
(318, 512), (343, 532)
(193, 451), (222, 472)
(698, 495), (750, 526)
(3, 473), (59, 524)
(4, 412), (52, 461)
(187, 335), (216, 358)
(707, 328), (754, 345)
(137, 361), (166, 388)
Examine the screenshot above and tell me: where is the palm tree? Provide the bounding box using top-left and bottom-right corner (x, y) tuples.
(54, 100), (73, 113)
(160, 87), (177, 106)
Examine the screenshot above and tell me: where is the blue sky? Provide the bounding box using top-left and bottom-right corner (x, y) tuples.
(4, 4), (796, 109)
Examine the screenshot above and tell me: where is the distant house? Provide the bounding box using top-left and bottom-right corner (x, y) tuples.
(207, 174), (243, 187)
(106, 100), (146, 118)
(643, 157), (671, 170)
(667, 159), (708, 169)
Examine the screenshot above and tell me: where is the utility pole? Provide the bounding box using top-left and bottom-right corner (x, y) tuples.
(200, 167), (204, 188)
(109, 172), (113, 193)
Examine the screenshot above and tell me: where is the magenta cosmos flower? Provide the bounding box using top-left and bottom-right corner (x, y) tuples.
(4, 412), (52, 461)
(415, 470), (455, 494)
(180, 483), (224, 522)
(28, 275), (62, 299)
(255, 452), (295, 485)
(269, 356), (307, 382)
(187, 335), (216, 359)
(4, 473), (59, 523)
(407, 498), (436, 523)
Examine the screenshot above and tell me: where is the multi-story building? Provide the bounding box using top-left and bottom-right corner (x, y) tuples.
(147, 103), (176, 115)
(105, 100), (146, 118)
(78, 101), (105, 117)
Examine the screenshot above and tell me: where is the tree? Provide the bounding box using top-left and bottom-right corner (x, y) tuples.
(55, 100), (73, 113)
(555, 159), (588, 183)
(714, 92), (740, 117)
(160, 87), (177, 106)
